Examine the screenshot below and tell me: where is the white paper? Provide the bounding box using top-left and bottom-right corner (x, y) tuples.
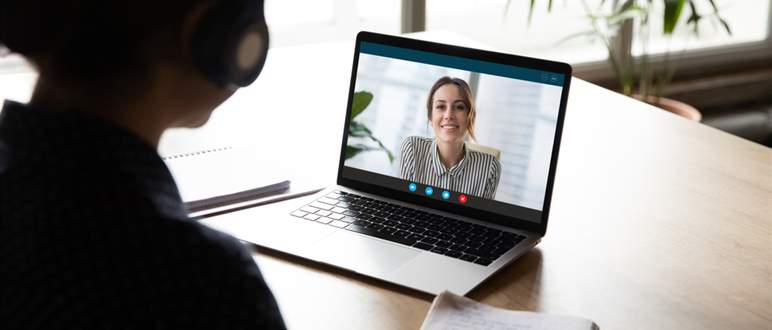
(420, 291), (598, 330)
(163, 146), (290, 211)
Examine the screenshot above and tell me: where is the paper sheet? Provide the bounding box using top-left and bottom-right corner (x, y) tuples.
(420, 291), (599, 330)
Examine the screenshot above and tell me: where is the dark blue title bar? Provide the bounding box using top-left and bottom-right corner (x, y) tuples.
(360, 42), (564, 87)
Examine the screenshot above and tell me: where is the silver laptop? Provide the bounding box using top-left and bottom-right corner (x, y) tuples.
(201, 31), (572, 295)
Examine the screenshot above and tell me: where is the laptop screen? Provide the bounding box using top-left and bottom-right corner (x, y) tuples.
(339, 33), (570, 230)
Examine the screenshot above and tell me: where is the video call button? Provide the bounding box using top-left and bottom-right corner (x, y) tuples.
(458, 194), (468, 204)
(424, 186), (434, 196)
(408, 182), (417, 192)
(441, 190), (451, 200)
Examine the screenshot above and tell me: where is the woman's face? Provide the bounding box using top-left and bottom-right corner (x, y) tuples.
(430, 84), (469, 145)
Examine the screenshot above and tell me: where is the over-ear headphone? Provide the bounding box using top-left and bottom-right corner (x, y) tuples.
(191, 0), (269, 89)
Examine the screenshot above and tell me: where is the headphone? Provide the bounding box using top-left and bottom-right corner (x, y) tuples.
(190, 0), (269, 90)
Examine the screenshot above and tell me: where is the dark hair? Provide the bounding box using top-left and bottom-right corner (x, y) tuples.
(0, 1), (204, 85)
(426, 76), (477, 141)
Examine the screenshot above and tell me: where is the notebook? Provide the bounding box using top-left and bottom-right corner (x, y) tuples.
(162, 146), (290, 212)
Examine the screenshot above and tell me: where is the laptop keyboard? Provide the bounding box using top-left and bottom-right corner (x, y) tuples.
(290, 190), (526, 266)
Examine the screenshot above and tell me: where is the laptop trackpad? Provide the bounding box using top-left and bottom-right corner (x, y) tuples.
(311, 230), (421, 275)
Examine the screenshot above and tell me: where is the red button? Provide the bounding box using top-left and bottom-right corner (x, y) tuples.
(458, 194), (468, 204)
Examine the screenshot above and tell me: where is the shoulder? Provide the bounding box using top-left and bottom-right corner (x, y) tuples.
(402, 135), (431, 146)
(401, 135), (432, 149)
(467, 149), (501, 173)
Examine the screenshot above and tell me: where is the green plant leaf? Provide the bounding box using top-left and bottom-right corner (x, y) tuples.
(718, 17), (732, 35)
(664, 0), (686, 34)
(526, 0), (553, 25)
(345, 144), (379, 160)
(555, 29), (598, 45)
(605, 5), (645, 25)
(348, 121), (395, 163)
(365, 134), (395, 163)
(348, 122), (373, 139)
(351, 91), (373, 119)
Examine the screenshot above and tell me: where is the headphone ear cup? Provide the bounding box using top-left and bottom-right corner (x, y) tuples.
(191, 0), (269, 89)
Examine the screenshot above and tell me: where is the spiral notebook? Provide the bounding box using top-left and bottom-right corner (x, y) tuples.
(162, 146), (291, 213)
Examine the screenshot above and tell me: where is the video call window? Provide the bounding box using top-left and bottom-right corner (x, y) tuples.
(344, 44), (562, 213)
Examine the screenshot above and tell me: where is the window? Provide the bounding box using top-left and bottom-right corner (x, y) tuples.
(633, 0), (770, 56)
(265, 0), (400, 47)
(425, 0), (608, 63)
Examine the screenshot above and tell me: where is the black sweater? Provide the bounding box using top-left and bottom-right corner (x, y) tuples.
(0, 100), (285, 329)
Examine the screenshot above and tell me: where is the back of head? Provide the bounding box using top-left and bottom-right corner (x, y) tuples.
(0, 1), (203, 85)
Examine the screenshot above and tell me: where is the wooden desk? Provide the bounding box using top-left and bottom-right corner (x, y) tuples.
(3, 35), (770, 330)
(187, 39), (770, 330)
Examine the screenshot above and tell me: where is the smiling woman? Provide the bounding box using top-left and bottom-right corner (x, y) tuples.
(399, 76), (502, 199)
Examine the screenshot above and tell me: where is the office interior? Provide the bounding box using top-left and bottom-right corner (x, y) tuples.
(2, 0), (771, 146)
(1, 1), (770, 330)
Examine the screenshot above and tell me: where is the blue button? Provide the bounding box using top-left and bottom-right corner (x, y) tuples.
(424, 186), (434, 196)
(408, 182), (417, 192)
(441, 190), (451, 200)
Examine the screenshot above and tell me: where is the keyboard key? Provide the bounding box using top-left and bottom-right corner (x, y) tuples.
(330, 207), (346, 214)
(394, 230), (410, 238)
(445, 250), (463, 259)
(341, 216), (357, 223)
(291, 210), (307, 218)
(406, 234), (425, 241)
(316, 217), (333, 224)
(421, 237), (438, 245)
(410, 227), (426, 234)
(346, 224), (417, 246)
(459, 254), (477, 262)
(310, 202), (333, 210)
(343, 210), (359, 216)
(367, 223), (384, 231)
(437, 233), (453, 241)
(474, 258), (494, 266)
(316, 210), (332, 217)
(303, 214), (320, 221)
(329, 220), (348, 228)
(318, 197), (337, 204)
(465, 248), (494, 260)
(430, 247), (449, 255)
(435, 240), (452, 248)
(383, 220), (399, 228)
(352, 220), (371, 227)
(328, 213), (345, 220)
(300, 206), (319, 213)
(336, 201), (350, 208)
(413, 242), (434, 250)
(326, 193), (342, 199)
(424, 229), (441, 238)
(448, 244), (466, 252)
(379, 227), (397, 234)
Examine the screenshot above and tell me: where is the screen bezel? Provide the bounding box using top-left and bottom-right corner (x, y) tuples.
(337, 31), (572, 236)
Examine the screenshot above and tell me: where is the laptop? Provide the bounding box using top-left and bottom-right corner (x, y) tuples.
(201, 31), (571, 295)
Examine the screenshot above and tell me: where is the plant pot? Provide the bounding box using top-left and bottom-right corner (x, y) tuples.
(633, 94), (702, 122)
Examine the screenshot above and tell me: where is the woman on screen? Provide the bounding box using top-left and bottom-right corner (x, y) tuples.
(399, 76), (502, 199)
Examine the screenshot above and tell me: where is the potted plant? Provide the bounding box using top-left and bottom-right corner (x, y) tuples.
(521, 0), (732, 121)
(345, 91), (395, 162)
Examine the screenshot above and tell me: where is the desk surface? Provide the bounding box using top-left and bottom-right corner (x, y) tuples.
(198, 38), (770, 330)
(3, 34), (770, 329)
